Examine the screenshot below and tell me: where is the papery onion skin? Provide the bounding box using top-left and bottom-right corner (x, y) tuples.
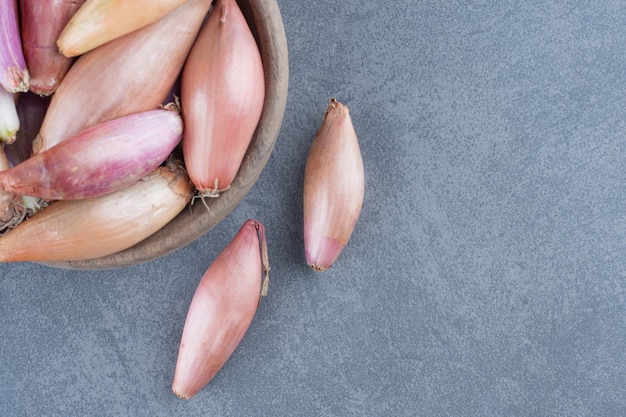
(57, 0), (189, 58)
(19, 0), (85, 96)
(172, 219), (269, 400)
(303, 99), (364, 271)
(0, 87), (19, 144)
(0, 107), (183, 200)
(33, 0), (213, 155)
(181, 0), (265, 196)
(0, 159), (194, 263)
(0, 0), (29, 93)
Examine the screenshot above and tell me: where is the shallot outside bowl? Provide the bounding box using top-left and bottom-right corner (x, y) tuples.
(44, 0), (289, 270)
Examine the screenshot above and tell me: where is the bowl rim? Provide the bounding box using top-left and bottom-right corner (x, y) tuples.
(44, 0), (289, 270)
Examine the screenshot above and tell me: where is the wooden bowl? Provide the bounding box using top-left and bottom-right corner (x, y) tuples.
(46, 0), (289, 270)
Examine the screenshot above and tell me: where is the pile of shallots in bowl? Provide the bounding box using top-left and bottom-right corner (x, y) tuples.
(0, 0), (364, 400)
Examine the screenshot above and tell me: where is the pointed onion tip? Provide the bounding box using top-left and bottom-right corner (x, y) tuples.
(172, 387), (191, 400)
(304, 227), (346, 272)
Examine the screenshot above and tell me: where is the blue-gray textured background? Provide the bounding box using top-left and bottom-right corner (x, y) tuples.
(1, 1), (625, 416)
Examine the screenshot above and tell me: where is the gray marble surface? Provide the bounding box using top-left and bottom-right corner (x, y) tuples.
(2, 1), (626, 416)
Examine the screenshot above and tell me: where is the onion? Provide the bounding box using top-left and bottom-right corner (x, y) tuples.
(19, 0), (85, 96)
(172, 219), (270, 400)
(0, 87), (19, 144)
(0, 158), (194, 263)
(0, 106), (183, 201)
(303, 99), (364, 271)
(181, 0), (265, 198)
(0, 0), (29, 93)
(57, 0), (189, 58)
(33, 0), (213, 154)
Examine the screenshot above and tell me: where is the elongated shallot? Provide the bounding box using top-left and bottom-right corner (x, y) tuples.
(172, 219), (269, 400)
(303, 99), (364, 271)
(0, 158), (194, 262)
(0, 106), (183, 201)
(181, 0), (265, 198)
(57, 0), (188, 58)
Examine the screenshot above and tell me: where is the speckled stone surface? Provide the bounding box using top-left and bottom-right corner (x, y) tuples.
(1, 1), (625, 416)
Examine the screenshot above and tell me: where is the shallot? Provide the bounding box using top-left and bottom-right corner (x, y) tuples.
(303, 99), (364, 271)
(0, 106), (183, 201)
(172, 219), (269, 400)
(0, 0), (29, 93)
(33, 0), (213, 154)
(57, 0), (188, 58)
(181, 0), (265, 198)
(0, 158), (194, 262)
(19, 0), (85, 96)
